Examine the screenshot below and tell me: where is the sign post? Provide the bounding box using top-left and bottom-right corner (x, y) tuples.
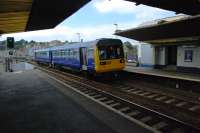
(6, 37), (15, 72)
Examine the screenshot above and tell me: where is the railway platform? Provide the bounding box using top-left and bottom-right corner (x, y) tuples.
(0, 62), (151, 133)
(124, 65), (200, 92)
(125, 65), (200, 83)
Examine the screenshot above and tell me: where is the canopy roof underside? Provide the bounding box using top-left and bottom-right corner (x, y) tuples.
(0, 0), (90, 34)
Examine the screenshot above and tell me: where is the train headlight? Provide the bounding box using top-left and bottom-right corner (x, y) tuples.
(120, 59), (125, 63)
(100, 61), (106, 65)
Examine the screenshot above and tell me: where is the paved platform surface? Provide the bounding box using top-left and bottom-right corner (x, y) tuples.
(0, 63), (5, 73)
(125, 66), (200, 83)
(0, 63), (151, 133)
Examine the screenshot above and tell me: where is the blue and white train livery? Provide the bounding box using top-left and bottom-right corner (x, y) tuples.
(34, 38), (125, 73)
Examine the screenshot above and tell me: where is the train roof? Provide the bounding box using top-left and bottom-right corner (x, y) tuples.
(51, 40), (99, 51)
(35, 38), (121, 52)
(35, 48), (51, 52)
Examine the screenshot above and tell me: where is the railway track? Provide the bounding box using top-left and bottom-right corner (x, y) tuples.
(112, 82), (200, 114)
(35, 65), (200, 133)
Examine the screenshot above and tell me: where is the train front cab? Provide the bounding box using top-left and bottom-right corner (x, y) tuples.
(94, 39), (125, 73)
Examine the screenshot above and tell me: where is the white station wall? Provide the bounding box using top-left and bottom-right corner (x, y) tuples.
(177, 46), (200, 68)
(139, 44), (154, 67)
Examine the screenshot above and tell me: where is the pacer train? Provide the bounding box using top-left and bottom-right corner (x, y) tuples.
(34, 38), (125, 73)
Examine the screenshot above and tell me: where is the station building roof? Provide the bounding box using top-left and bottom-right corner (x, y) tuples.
(0, 0), (90, 34)
(126, 0), (200, 15)
(115, 15), (200, 45)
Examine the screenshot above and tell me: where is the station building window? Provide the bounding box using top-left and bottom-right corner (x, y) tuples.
(184, 50), (193, 62)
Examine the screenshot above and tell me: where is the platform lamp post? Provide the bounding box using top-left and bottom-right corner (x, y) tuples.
(114, 23), (118, 39)
(76, 33), (81, 42)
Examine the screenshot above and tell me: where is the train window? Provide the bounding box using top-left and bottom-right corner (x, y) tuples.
(87, 48), (94, 58)
(67, 49), (70, 56)
(69, 49), (73, 57)
(74, 50), (77, 57)
(61, 50), (65, 57)
(40, 51), (48, 57)
(99, 48), (107, 60)
(68, 50), (70, 57)
(53, 51), (59, 57)
(116, 47), (123, 58)
(99, 45), (123, 60)
(74, 49), (79, 60)
(73, 49), (76, 57)
(107, 46), (116, 59)
(64, 50), (67, 56)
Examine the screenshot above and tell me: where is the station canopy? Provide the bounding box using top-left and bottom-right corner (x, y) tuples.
(115, 15), (200, 45)
(0, 0), (90, 34)
(126, 0), (200, 15)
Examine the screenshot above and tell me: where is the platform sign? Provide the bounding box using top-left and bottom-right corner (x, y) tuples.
(184, 50), (193, 62)
(7, 37), (15, 49)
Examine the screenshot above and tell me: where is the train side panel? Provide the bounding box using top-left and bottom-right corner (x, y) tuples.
(52, 48), (81, 70)
(34, 39), (125, 73)
(34, 51), (51, 63)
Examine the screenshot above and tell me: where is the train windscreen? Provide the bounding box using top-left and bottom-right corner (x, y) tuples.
(98, 40), (124, 60)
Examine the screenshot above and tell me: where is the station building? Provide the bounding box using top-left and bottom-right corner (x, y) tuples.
(152, 38), (200, 73)
(116, 15), (200, 73)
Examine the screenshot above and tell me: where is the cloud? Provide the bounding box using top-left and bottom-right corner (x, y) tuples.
(132, 5), (175, 25)
(0, 1), (175, 43)
(0, 22), (139, 45)
(93, 0), (136, 14)
(0, 25), (114, 42)
(93, 0), (175, 19)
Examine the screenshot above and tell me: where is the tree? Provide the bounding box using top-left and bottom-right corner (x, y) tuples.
(64, 40), (69, 43)
(124, 41), (134, 50)
(123, 41), (138, 62)
(29, 40), (36, 44)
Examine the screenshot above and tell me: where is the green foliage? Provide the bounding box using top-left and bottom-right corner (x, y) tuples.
(124, 41), (134, 50)
(14, 39), (28, 49)
(64, 40), (69, 43)
(123, 41), (138, 56)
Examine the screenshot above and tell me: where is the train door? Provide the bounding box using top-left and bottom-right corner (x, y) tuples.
(80, 47), (87, 70)
(167, 46), (177, 65)
(49, 51), (53, 66)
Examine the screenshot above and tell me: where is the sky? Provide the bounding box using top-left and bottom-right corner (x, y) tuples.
(0, 0), (176, 43)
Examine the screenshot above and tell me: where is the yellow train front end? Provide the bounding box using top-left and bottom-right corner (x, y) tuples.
(94, 39), (125, 73)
